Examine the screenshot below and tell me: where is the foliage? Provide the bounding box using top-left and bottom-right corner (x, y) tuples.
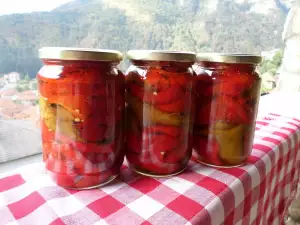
(259, 50), (284, 75)
(16, 83), (30, 92)
(30, 82), (37, 90)
(259, 49), (284, 94)
(0, 0), (288, 78)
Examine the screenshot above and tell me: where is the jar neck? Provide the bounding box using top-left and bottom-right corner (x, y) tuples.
(197, 62), (257, 73)
(130, 60), (194, 72)
(42, 59), (120, 68)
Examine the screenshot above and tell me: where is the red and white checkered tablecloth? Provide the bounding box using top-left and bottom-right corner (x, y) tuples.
(1, 96), (300, 225)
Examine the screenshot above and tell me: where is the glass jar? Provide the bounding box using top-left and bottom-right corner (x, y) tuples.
(193, 53), (262, 167)
(125, 50), (196, 177)
(37, 47), (125, 189)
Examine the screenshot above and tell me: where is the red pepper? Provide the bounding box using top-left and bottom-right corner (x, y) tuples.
(126, 132), (142, 153)
(195, 101), (212, 125)
(48, 171), (75, 188)
(214, 95), (248, 123)
(126, 71), (144, 86)
(45, 157), (69, 174)
(213, 73), (254, 97)
(74, 171), (112, 188)
(193, 75), (214, 97)
(146, 84), (185, 105)
(41, 120), (55, 142)
(147, 68), (190, 88)
(39, 81), (108, 98)
(126, 151), (141, 166)
(126, 83), (145, 102)
(162, 144), (189, 164)
(50, 142), (75, 160)
(145, 70), (171, 92)
(75, 121), (108, 142)
(193, 135), (222, 166)
(83, 152), (110, 164)
(170, 74), (191, 87)
(155, 96), (186, 113)
(143, 125), (181, 137)
(144, 134), (180, 155)
(59, 67), (108, 84)
(195, 96), (248, 125)
(76, 141), (115, 154)
(128, 83), (184, 106)
(141, 162), (181, 175)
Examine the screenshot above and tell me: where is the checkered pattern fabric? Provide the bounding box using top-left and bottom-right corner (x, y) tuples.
(1, 110), (300, 224)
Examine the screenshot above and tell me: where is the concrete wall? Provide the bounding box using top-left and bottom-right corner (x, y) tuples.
(0, 119), (41, 163)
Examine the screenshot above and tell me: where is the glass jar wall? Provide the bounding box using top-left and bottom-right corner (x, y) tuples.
(193, 54), (262, 167)
(125, 50), (196, 177)
(37, 47), (125, 189)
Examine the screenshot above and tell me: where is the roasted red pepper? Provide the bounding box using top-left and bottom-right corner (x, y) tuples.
(193, 57), (261, 167)
(193, 136), (222, 166)
(125, 54), (195, 177)
(38, 50), (125, 189)
(144, 125), (182, 137)
(127, 82), (184, 105)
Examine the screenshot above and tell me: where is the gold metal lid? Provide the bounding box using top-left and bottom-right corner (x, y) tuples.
(127, 50), (196, 62)
(196, 53), (262, 64)
(39, 47), (123, 61)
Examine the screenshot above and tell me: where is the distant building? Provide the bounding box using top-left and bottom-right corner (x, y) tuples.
(0, 99), (17, 109)
(0, 88), (17, 99)
(3, 72), (21, 84)
(0, 78), (6, 89)
(0, 99), (24, 120)
(262, 72), (277, 90)
(15, 90), (38, 106)
(13, 105), (39, 121)
(29, 79), (38, 90)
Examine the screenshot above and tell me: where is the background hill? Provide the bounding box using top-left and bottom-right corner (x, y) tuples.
(0, 0), (291, 77)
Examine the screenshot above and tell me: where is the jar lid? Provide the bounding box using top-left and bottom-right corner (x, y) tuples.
(196, 53), (262, 64)
(127, 50), (196, 62)
(39, 47), (123, 62)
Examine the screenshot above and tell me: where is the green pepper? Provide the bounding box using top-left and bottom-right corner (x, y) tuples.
(216, 124), (246, 165)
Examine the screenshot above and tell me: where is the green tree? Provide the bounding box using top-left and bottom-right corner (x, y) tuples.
(24, 74), (30, 82)
(16, 85), (23, 92)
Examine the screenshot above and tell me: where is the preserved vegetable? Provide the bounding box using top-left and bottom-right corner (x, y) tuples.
(38, 48), (125, 189)
(193, 54), (262, 167)
(125, 50), (196, 177)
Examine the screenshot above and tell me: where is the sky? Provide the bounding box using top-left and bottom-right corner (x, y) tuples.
(0, 0), (74, 15)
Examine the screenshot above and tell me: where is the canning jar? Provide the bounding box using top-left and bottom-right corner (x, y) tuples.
(37, 47), (125, 189)
(125, 50), (196, 177)
(193, 53), (262, 167)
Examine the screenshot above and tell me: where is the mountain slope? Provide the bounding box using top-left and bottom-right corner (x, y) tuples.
(0, 0), (289, 76)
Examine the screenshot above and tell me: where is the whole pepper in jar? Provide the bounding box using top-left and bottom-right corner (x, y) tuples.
(38, 47), (125, 189)
(125, 50), (196, 177)
(193, 53), (262, 167)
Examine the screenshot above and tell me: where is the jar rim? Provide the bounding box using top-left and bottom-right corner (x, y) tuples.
(196, 53), (262, 64)
(127, 50), (196, 62)
(39, 47), (123, 62)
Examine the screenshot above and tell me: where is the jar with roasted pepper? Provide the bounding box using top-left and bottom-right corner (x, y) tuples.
(193, 53), (262, 167)
(38, 47), (125, 189)
(125, 50), (196, 177)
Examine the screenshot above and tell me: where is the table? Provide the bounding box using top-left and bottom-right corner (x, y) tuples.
(1, 93), (300, 225)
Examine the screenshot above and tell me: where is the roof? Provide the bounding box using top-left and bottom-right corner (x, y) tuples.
(13, 106), (38, 121)
(16, 91), (38, 101)
(0, 99), (17, 108)
(0, 88), (17, 97)
(17, 96), (38, 101)
(262, 72), (276, 82)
